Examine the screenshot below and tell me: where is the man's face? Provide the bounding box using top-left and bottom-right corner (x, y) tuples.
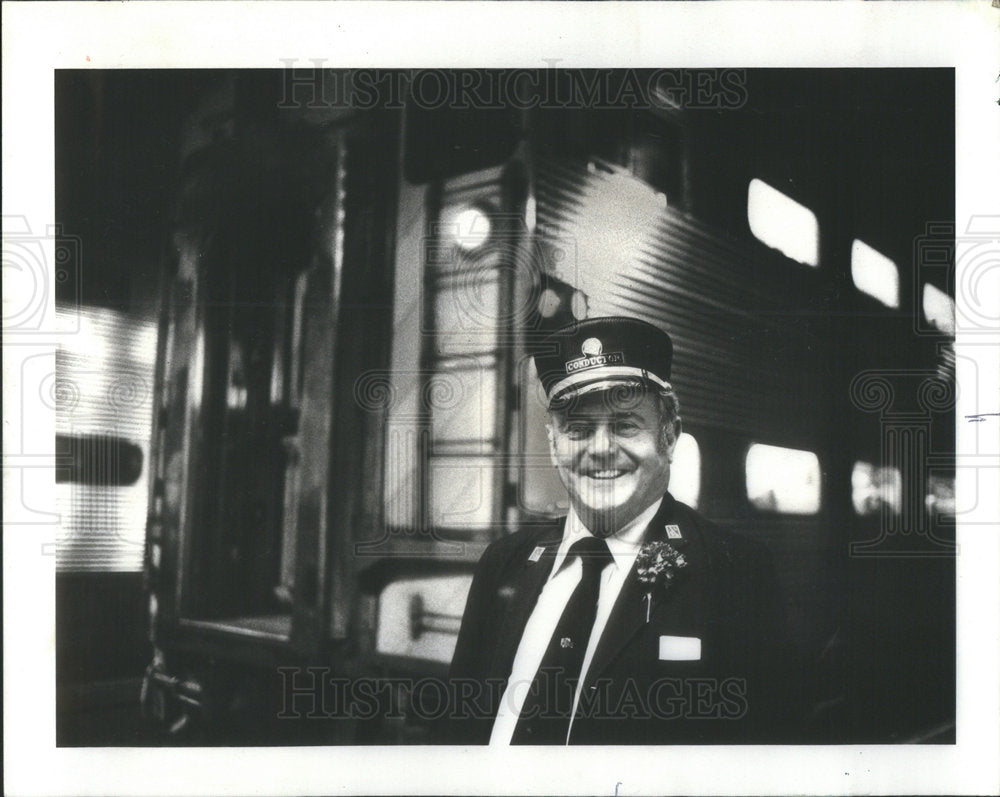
(547, 390), (678, 536)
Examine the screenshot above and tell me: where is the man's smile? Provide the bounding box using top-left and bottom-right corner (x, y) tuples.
(580, 468), (632, 480)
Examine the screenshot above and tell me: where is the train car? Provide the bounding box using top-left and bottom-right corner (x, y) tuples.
(54, 68), (956, 746)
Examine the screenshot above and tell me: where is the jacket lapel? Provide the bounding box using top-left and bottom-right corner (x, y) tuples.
(583, 493), (699, 687)
(488, 525), (563, 681)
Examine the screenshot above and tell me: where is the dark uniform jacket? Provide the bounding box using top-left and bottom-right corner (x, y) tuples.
(447, 492), (789, 744)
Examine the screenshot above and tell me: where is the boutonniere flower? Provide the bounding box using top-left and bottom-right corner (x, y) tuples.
(635, 541), (688, 623)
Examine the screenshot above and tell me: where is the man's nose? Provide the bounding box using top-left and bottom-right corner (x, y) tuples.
(586, 423), (616, 456)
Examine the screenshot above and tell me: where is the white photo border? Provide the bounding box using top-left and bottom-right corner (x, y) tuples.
(3, 2), (998, 795)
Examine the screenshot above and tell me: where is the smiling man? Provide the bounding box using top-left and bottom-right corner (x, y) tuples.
(448, 317), (787, 745)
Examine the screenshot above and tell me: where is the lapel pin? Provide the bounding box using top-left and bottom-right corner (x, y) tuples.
(664, 524), (682, 540)
(528, 546), (546, 563)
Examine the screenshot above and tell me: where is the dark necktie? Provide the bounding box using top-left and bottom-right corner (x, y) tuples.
(512, 536), (614, 744)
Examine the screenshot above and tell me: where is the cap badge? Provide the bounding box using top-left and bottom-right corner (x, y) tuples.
(565, 338), (625, 374)
(665, 524), (683, 540)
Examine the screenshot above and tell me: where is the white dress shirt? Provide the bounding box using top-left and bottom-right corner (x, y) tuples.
(489, 498), (663, 745)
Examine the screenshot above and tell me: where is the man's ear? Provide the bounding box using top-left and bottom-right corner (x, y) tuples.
(666, 416), (682, 461)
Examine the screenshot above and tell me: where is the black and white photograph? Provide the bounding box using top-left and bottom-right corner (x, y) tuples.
(3, 3), (999, 796)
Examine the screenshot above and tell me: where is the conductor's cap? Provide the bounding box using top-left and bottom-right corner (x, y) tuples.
(532, 316), (674, 409)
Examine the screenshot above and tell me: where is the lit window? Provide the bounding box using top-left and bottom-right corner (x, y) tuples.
(852, 240), (900, 308)
(926, 473), (956, 518)
(55, 304), (157, 572)
(746, 443), (821, 514)
(668, 433), (701, 509)
(922, 283), (955, 335)
(852, 461), (902, 515)
(747, 178), (819, 267)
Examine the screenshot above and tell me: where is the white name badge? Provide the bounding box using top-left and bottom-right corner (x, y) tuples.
(659, 635), (702, 661)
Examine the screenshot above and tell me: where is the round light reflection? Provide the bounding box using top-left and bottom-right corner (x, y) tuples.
(448, 206), (491, 251)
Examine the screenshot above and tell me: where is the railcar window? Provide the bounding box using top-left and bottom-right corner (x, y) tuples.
(852, 461), (902, 516)
(745, 443), (821, 514)
(55, 304), (157, 572)
(851, 239), (900, 308)
(926, 474), (956, 519)
(746, 178), (819, 267)
(428, 361), (498, 444)
(667, 432), (701, 509)
(922, 283), (956, 335)
(429, 457), (497, 529)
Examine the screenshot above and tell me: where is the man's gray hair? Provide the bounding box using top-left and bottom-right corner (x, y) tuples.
(654, 386), (681, 449)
